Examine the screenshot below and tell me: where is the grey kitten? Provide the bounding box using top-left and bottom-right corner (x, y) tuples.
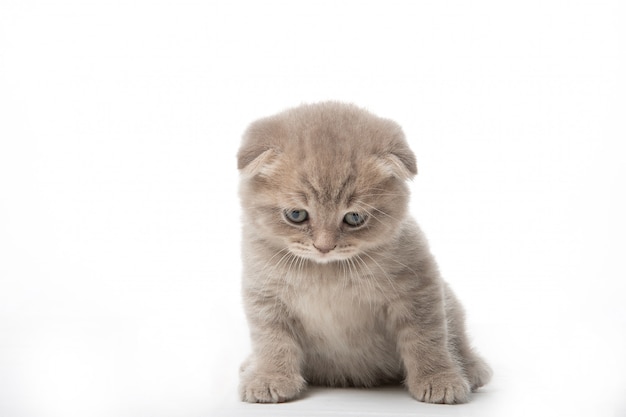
(237, 102), (491, 404)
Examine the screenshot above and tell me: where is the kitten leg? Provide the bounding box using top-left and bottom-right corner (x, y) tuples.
(239, 295), (306, 403)
(444, 285), (492, 391)
(390, 280), (471, 404)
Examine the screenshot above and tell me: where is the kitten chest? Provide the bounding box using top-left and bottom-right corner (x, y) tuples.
(287, 275), (402, 385)
(290, 278), (381, 338)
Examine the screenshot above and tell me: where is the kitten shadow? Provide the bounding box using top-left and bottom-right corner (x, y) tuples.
(301, 384), (492, 404)
(302, 383), (407, 401)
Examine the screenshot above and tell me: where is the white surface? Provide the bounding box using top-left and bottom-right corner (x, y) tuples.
(215, 386), (496, 417)
(1, 1), (625, 416)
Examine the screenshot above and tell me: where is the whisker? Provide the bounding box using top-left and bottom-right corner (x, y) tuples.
(354, 254), (393, 306)
(355, 192), (406, 199)
(346, 256), (361, 309)
(373, 250), (421, 279)
(360, 251), (401, 297)
(353, 255), (380, 311)
(355, 201), (402, 223)
(339, 259), (349, 298)
(353, 204), (386, 226)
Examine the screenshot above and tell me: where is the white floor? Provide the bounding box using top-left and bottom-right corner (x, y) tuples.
(213, 385), (497, 417)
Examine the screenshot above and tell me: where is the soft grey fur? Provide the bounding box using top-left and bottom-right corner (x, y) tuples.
(237, 102), (491, 404)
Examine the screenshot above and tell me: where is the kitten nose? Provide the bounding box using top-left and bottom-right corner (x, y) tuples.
(313, 229), (337, 254)
(313, 243), (336, 254)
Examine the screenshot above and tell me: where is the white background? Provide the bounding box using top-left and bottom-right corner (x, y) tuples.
(1, 1), (625, 416)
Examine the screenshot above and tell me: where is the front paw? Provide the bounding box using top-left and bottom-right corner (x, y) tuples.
(465, 356), (493, 392)
(239, 368), (306, 403)
(406, 369), (470, 404)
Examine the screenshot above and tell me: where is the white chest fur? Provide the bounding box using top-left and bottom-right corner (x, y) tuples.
(285, 270), (402, 385)
(287, 268), (390, 351)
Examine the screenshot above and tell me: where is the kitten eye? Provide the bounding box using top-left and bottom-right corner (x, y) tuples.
(285, 209), (308, 224)
(344, 212), (366, 227)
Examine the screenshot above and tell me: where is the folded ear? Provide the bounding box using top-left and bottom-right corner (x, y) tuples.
(373, 127), (418, 181)
(237, 118), (283, 178)
(237, 146), (278, 177)
(378, 151), (417, 180)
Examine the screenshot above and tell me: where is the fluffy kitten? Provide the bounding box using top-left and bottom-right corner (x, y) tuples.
(237, 102), (491, 404)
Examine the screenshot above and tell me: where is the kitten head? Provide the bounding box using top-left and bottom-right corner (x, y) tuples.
(237, 102), (417, 264)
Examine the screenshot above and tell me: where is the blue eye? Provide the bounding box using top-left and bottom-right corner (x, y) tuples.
(344, 212), (366, 227)
(285, 209), (308, 224)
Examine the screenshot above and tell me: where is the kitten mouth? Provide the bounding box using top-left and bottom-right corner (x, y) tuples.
(291, 248), (355, 264)
(311, 253), (340, 264)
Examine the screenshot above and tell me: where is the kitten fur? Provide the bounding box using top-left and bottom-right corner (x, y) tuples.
(237, 102), (491, 404)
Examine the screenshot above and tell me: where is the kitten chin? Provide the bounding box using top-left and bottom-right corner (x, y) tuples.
(237, 102), (492, 404)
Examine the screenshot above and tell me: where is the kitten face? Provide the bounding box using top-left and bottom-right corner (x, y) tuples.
(253, 158), (406, 264)
(238, 102), (417, 264)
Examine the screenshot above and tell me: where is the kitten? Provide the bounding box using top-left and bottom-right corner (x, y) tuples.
(237, 102), (491, 404)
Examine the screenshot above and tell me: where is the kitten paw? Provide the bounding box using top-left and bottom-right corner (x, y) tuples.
(239, 370), (306, 403)
(406, 370), (471, 404)
(465, 356), (492, 391)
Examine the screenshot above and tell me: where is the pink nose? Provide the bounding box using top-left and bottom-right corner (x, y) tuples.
(313, 244), (336, 254)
